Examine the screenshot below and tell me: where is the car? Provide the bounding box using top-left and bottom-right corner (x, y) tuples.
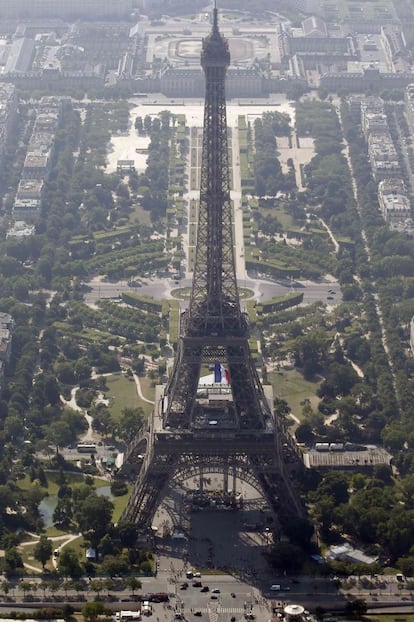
(180, 584), (188, 590)
(194, 612), (202, 617)
(193, 581), (202, 588)
(194, 572), (201, 578)
(211, 588), (220, 594)
(200, 586), (209, 592)
(210, 595), (218, 600)
(270, 585), (281, 591)
(327, 296), (333, 301)
(151, 593), (169, 603)
(231, 592), (236, 598)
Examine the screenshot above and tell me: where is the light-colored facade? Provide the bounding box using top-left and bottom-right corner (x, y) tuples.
(360, 97), (401, 182)
(368, 131), (400, 181)
(378, 178), (411, 229)
(320, 66), (414, 92)
(405, 84), (414, 127)
(0, 312), (13, 363)
(0, 83), (17, 165)
(10, 95), (63, 229)
(360, 96), (387, 139)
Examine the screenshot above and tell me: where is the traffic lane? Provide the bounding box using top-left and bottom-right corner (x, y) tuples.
(83, 279), (172, 305)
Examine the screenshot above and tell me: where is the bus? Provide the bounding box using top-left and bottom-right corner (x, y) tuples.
(77, 443), (97, 453)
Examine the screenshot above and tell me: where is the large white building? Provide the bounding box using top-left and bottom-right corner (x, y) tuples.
(378, 178), (412, 230)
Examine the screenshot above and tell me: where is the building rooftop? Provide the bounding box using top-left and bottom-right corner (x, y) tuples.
(326, 542), (378, 565)
(7, 221), (36, 238)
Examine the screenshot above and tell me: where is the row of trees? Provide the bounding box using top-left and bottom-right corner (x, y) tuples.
(253, 113), (296, 195)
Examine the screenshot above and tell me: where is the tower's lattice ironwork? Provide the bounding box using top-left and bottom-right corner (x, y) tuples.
(122, 6), (304, 529)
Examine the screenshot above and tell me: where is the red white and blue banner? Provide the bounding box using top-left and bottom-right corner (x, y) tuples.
(214, 363), (230, 384)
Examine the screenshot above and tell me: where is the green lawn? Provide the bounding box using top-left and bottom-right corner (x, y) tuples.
(171, 287), (191, 300)
(260, 205), (294, 229)
(103, 373), (144, 420)
(112, 486), (132, 522)
(17, 472), (108, 495)
(138, 377), (156, 417)
(269, 368), (321, 420)
(130, 203), (152, 225)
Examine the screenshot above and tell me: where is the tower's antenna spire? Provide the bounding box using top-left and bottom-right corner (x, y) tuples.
(213, 0), (218, 33)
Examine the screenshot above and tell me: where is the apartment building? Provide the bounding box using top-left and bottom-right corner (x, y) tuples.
(378, 178), (412, 230)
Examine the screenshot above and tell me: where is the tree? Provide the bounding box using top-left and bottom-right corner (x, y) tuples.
(116, 521), (139, 548)
(284, 517), (314, 548)
(34, 535), (53, 569)
(315, 471), (350, 505)
(118, 407), (145, 443)
(100, 554), (130, 577)
(345, 598), (367, 617)
(75, 493), (114, 548)
(20, 582), (32, 598)
(295, 421), (314, 444)
(53, 496), (73, 529)
(45, 420), (73, 454)
(89, 580), (105, 600)
(125, 576), (142, 595)
(82, 601), (106, 622)
(268, 542), (304, 573)
(58, 547), (83, 578)
(0, 580), (11, 599)
(3, 547), (24, 577)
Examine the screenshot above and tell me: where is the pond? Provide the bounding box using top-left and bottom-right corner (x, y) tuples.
(39, 485), (113, 528)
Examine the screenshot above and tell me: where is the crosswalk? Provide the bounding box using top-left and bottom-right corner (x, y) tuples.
(198, 608), (245, 615)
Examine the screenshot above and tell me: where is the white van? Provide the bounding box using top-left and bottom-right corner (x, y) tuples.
(270, 584), (281, 591)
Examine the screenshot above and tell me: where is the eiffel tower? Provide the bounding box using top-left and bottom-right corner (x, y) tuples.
(122, 4), (304, 529)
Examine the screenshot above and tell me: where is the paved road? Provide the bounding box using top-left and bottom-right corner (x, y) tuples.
(84, 273), (341, 310)
(2, 570), (414, 616)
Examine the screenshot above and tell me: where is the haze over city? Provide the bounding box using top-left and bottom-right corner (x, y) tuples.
(0, 2), (413, 622)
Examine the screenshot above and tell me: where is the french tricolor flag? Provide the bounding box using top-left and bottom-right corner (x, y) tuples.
(214, 363), (230, 384)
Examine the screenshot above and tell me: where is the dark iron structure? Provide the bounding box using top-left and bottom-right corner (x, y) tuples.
(122, 5), (304, 529)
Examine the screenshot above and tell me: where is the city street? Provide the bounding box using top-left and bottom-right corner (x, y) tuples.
(3, 571), (414, 615)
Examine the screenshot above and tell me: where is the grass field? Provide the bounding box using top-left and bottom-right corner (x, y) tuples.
(112, 485), (132, 522)
(130, 203), (152, 225)
(269, 368), (320, 420)
(260, 205), (294, 229)
(137, 376), (156, 418)
(17, 472), (108, 495)
(102, 373), (144, 420)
